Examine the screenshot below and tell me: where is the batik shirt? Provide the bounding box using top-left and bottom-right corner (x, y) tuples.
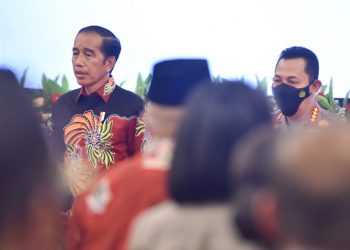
(51, 77), (146, 195)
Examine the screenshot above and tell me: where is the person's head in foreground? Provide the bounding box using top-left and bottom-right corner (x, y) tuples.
(0, 69), (61, 250)
(169, 81), (272, 204)
(233, 123), (350, 250)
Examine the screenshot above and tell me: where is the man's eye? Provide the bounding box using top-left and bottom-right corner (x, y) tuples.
(85, 53), (93, 57)
(72, 52), (78, 56)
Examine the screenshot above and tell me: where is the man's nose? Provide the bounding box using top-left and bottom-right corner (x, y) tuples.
(73, 54), (84, 66)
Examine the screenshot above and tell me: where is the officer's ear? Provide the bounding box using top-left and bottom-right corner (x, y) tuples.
(310, 80), (322, 95)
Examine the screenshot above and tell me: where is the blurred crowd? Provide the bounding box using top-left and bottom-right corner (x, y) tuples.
(0, 25), (348, 250)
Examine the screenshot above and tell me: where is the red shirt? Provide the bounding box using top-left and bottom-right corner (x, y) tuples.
(67, 153), (169, 250)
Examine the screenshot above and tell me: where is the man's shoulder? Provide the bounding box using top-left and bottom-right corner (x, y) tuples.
(76, 156), (142, 214)
(318, 108), (342, 126)
(80, 153), (166, 214)
(85, 153), (143, 195)
(51, 89), (80, 117)
(113, 86), (144, 104)
(107, 153), (143, 180)
(135, 201), (175, 225)
(54, 88), (80, 105)
(305, 105), (341, 127)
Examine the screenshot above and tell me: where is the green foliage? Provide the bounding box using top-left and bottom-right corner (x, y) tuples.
(41, 74), (69, 95)
(119, 80), (126, 87)
(135, 73), (152, 100)
(18, 68), (69, 98)
(316, 78), (350, 119)
(315, 94), (330, 110)
(41, 74), (69, 104)
(319, 84), (328, 95)
(255, 74), (268, 95)
(343, 90), (350, 119)
(316, 78), (336, 112)
(213, 75), (228, 83)
(19, 67), (29, 87)
(327, 78), (335, 111)
(343, 90), (349, 109)
(254, 75), (279, 113)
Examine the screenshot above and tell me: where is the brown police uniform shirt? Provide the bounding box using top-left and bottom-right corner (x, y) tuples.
(273, 102), (340, 130)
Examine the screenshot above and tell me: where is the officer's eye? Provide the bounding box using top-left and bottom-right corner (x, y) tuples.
(273, 78), (281, 84)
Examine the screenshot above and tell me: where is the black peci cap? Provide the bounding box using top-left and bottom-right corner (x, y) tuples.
(147, 59), (212, 106)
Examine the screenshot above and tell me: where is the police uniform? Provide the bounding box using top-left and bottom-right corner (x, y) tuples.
(273, 101), (338, 130)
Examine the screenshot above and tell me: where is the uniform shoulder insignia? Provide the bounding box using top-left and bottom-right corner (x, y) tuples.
(309, 106), (320, 123)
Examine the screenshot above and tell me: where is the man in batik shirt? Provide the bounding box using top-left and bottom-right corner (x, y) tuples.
(51, 25), (145, 197)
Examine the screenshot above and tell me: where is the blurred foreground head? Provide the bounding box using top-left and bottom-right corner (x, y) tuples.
(144, 58), (212, 138)
(0, 69), (60, 249)
(169, 80), (272, 204)
(233, 124), (350, 250)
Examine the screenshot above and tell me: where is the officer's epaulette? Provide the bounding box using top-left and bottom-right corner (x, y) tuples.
(309, 105), (320, 123)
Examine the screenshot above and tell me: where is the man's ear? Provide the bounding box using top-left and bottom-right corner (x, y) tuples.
(310, 80), (322, 95)
(252, 190), (282, 246)
(105, 56), (116, 74)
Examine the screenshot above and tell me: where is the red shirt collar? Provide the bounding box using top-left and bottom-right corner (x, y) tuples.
(76, 77), (117, 103)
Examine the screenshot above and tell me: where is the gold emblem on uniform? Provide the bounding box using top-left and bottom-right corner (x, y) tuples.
(309, 106), (319, 123)
(299, 90), (306, 98)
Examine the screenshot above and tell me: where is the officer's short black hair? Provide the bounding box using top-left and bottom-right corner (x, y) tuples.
(277, 46), (319, 82)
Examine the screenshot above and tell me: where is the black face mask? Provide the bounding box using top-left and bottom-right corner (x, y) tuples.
(272, 83), (310, 116)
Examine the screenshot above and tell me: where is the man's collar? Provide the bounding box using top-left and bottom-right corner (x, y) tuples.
(76, 77), (117, 103)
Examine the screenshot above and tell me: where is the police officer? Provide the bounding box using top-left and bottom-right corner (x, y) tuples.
(272, 46), (337, 129)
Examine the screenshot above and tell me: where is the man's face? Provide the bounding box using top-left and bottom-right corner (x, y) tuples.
(72, 32), (114, 90)
(273, 58), (310, 89)
(144, 102), (183, 138)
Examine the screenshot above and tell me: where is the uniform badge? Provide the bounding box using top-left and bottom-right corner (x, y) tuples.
(299, 90), (306, 98)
